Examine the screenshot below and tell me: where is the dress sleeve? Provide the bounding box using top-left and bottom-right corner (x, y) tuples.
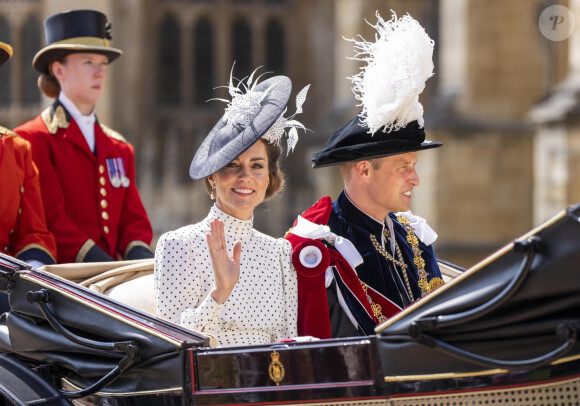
(154, 229), (226, 335)
(180, 294), (225, 335)
(271, 238), (298, 342)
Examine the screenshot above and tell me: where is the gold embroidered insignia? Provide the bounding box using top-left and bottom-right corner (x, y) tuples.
(268, 350), (285, 386)
(41, 105), (69, 134)
(429, 277), (445, 292)
(100, 124), (127, 143)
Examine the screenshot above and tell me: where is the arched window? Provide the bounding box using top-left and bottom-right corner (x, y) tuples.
(0, 16), (10, 106)
(21, 16), (42, 106)
(193, 17), (214, 105)
(232, 19), (252, 78)
(156, 15), (181, 105)
(265, 20), (285, 74)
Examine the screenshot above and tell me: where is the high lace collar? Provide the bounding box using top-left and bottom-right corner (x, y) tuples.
(206, 204), (254, 239)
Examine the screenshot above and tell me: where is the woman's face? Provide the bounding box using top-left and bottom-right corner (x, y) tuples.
(51, 53), (108, 115)
(209, 140), (270, 220)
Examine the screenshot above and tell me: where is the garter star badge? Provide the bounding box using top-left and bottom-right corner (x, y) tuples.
(268, 350), (285, 386)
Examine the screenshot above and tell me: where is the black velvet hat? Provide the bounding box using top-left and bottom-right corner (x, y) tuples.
(312, 11), (442, 168)
(0, 42), (12, 67)
(33, 9), (122, 74)
(189, 74), (292, 180)
(311, 116), (442, 168)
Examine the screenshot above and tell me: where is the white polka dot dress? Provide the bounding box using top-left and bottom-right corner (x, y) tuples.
(154, 204), (298, 347)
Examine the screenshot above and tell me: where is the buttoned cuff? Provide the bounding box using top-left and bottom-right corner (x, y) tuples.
(125, 245), (154, 260)
(82, 242), (115, 263)
(180, 294), (225, 334)
(124, 241), (153, 260)
(16, 245), (56, 265)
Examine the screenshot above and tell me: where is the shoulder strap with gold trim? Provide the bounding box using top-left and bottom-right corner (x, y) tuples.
(41, 105), (69, 135)
(100, 124), (127, 143)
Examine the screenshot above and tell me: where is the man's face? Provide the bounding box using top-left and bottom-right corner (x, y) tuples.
(367, 151), (420, 215)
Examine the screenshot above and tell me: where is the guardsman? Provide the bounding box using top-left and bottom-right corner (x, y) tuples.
(14, 10), (153, 263)
(0, 41), (56, 267)
(1, 41), (56, 312)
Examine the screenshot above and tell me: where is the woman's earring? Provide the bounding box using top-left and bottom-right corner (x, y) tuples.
(210, 185), (216, 200)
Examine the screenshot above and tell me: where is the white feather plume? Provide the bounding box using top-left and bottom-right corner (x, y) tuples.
(213, 66), (273, 128)
(348, 11), (434, 135)
(262, 84), (310, 155)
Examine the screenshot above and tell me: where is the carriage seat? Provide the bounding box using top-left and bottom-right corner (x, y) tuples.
(106, 273), (157, 316)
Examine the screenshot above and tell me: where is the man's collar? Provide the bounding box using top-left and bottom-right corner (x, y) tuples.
(335, 190), (385, 236)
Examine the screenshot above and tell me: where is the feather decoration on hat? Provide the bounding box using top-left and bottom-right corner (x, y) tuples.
(212, 65), (310, 154)
(262, 84), (311, 155)
(214, 66), (275, 127)
(348, 11), (434, 135)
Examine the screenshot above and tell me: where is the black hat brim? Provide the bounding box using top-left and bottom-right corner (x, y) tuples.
(312, 115), (442, 168)
(33, 44), (122, 74)
(0, 42), (13, 67)
(189, 75), (292, 179)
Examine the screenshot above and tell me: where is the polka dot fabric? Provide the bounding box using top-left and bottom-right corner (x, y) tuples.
(154, 204), (298, 347)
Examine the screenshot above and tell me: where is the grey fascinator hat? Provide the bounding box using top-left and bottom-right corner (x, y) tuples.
(189, 68), (310, 180)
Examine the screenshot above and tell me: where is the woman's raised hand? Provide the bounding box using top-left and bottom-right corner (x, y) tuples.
(206, 218), (242, 304)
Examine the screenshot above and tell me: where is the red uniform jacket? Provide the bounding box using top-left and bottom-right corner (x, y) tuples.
(14, 102), (153, 263)
(0, 126), (56, 263)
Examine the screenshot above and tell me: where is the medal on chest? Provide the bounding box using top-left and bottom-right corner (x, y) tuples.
(105, 157), (130, 188)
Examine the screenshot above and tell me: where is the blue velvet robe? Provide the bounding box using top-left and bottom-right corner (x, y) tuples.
(326, 191), (442, 336)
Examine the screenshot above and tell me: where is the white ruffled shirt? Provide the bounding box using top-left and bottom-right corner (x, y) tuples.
(154, 205), (298, 347)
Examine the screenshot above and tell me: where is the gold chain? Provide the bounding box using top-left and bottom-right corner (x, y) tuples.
(360, 281), (388, 323)
(396, 216), (444, 297)
(369, 233), (415, 302)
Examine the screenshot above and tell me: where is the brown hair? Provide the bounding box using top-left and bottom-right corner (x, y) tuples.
(37, 57), (68, 98)
(203, 139), (285, 201)
(339, 158), (382, 183)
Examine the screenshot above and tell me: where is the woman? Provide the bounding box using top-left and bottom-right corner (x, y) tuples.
(14, 9), (154, 263)
(154, 71), (309, 346)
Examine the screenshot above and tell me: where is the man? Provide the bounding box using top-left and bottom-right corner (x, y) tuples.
(0, 41), (56, 267)
(1, 41), (56, 312)
(288, 12), (444, 338)
(14, 10), (153, 263)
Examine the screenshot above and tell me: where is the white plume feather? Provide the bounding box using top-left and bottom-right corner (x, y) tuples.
(348, 11), (434, 134)
(262, 84), (310, 155)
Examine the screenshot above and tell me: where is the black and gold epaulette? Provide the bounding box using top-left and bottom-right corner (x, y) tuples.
(100, 124), (127, 143)
(0, 125), (17, 138)
(41, 105), (69, 134)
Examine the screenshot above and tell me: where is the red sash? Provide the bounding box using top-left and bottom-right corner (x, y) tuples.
(286, 197), (402, 338)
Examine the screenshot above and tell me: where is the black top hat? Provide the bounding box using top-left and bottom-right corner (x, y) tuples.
(311, 116), (441, 168)
(189, 75), (292, 179)
(33, 9), (122, 74)
(0, 42), (12, 67)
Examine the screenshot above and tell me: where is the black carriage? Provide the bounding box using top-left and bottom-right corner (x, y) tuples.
(0, 203), (579, 405)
